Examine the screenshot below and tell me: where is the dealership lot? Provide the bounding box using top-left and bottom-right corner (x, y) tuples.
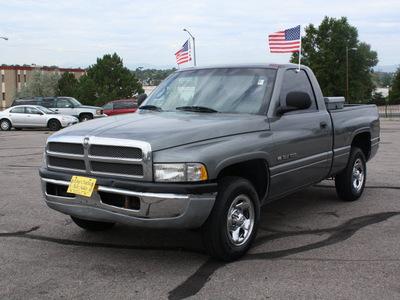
(0, 120), (399, 299)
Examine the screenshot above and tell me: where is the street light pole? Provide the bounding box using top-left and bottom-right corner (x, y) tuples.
(183, 29), (196, 66)
(138, 66), (143, 84)
(1, 37), (8, 110)
(346, 46), (357, 103)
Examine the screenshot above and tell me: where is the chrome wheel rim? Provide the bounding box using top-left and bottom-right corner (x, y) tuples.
(227, 194), (255, 246)
(352, 158), (365, 192)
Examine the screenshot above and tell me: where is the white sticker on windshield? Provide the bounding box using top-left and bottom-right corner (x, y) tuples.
(257, 79), (265, 85)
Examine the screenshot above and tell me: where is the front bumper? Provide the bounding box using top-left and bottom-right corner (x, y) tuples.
(93, 113), (107, 119)
(40, 168), (217, 229)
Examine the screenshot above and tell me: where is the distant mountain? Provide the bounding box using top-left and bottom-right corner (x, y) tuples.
(374, 65), (399, 73)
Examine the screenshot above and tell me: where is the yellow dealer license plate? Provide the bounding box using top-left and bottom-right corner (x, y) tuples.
(67, 176), (97, 197)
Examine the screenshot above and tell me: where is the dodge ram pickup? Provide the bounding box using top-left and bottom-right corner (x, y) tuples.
(40, 64), (380, 261)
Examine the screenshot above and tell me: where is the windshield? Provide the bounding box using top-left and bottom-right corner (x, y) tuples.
(68, 97), (82, 106)
(143, 68), (276, 114)
(38, 106), (57, 114)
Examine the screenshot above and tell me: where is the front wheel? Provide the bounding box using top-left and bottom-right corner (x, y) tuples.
(201, 177), (260, 261)
(0, 119), (11, 131)
(335, 147), (366, 201)
(70, 216), (115, 231)
(79, 114), (93, 122)
(48, 119), (61, 131)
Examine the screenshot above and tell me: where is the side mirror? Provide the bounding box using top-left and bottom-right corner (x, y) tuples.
(277, 91), (312, 115)
(137, 93), (147, 106)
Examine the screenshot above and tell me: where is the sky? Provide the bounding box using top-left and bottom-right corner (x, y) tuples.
(0, 0), (399, 71)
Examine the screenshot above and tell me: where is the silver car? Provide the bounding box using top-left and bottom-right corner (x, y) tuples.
(0, 105), (78, 131)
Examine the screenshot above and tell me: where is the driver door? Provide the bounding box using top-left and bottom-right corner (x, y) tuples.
(269, 69), (332, 198)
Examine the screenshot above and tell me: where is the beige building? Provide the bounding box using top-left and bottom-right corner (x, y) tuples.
(0, 66), (86, 109)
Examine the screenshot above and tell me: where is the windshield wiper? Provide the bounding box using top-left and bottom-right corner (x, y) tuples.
(176, 106), (218, 113)
(139, 105), (163, 112)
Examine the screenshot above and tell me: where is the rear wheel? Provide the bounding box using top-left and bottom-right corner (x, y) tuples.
(48, 119), (61, 131)
(0, 119), (11, 131)
(79, 114), (93, 122)
(70, 216), (115, 231)
(201, 176), (260, 261)
(335, 147), (366, 201)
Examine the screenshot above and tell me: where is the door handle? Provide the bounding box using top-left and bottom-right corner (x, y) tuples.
(320, 121), (327, 129)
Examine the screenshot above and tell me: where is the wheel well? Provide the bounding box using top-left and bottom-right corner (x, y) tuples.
(217, 159), (269, 203)
(79, 113), (93, 118)
(351, 132), (371, 160)
(0, 118), (12, 125)
(47, 118), (60, 126)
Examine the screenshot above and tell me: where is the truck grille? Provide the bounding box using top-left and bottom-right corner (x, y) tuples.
(46, 137), (152, 180)
(89, 145), (142, 159)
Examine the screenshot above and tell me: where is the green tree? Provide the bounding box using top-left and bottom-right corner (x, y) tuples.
(369, 91), (386, 106)
(291, 16), (378, 103)
(15, 68), (61, 98)
(389, 68), (400, 104)
(56, 71), (79, 97)
(372, 71), (394, 88)
(133, 68), (177, 86)
(77, 53), (143, 106)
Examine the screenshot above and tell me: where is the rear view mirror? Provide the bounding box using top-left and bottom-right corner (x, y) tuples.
(277, 91), (312, 115)
(137, 93), (147, 106)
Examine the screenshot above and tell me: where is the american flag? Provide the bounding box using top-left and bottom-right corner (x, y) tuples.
(268, 25), (301, 53)
(175, 40), (192, 65)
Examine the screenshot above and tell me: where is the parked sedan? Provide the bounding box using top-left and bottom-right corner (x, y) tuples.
(0, 105), (78, 131)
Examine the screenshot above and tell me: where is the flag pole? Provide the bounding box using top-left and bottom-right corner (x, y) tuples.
(183, 29), (196, 66)
(298, 25), (302, 71)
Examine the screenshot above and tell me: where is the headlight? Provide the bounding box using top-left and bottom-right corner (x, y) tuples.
(154, 163), (208, 182)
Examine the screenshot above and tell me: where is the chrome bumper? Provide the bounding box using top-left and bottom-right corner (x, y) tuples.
(41, 178), (216, 229)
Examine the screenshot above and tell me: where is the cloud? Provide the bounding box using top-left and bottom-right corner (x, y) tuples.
(1, 0), (399, 68)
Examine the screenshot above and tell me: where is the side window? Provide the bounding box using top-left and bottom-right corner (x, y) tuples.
(57, 98), (72, 108)
(14, 99), (37, 105)
(41, 98), (55, 108)
(280, 70), (317, 111)
(26, 107), (41, 114)
(126, 101), (138, 108)
(114, 101), (137, 110)
(113, 102), (124, 110)
(10, 107), (25, 114)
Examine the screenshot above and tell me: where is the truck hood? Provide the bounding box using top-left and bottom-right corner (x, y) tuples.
(52, 111), (270, 151)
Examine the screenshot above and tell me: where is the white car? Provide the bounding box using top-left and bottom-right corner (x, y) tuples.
(0, 105), (79, 131)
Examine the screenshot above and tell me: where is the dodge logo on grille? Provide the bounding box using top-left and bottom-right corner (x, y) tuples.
(83, 137), (90, 146)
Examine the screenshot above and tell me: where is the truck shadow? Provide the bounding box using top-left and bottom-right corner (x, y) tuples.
(1, 184), (399, 300)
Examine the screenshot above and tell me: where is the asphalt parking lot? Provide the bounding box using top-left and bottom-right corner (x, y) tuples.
(0, 120), (399, 299)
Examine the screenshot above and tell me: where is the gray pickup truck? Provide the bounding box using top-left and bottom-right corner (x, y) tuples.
(39, 64), (380, 261)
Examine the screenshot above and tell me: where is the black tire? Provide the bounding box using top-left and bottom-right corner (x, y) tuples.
(0, 119), (11, 131)
(70, 216), (115, 231)
(48, 119), (61, 131)
(79, 114), (93, 122)
(201, 176), (260, 261)
(335, 147), (366, 201)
